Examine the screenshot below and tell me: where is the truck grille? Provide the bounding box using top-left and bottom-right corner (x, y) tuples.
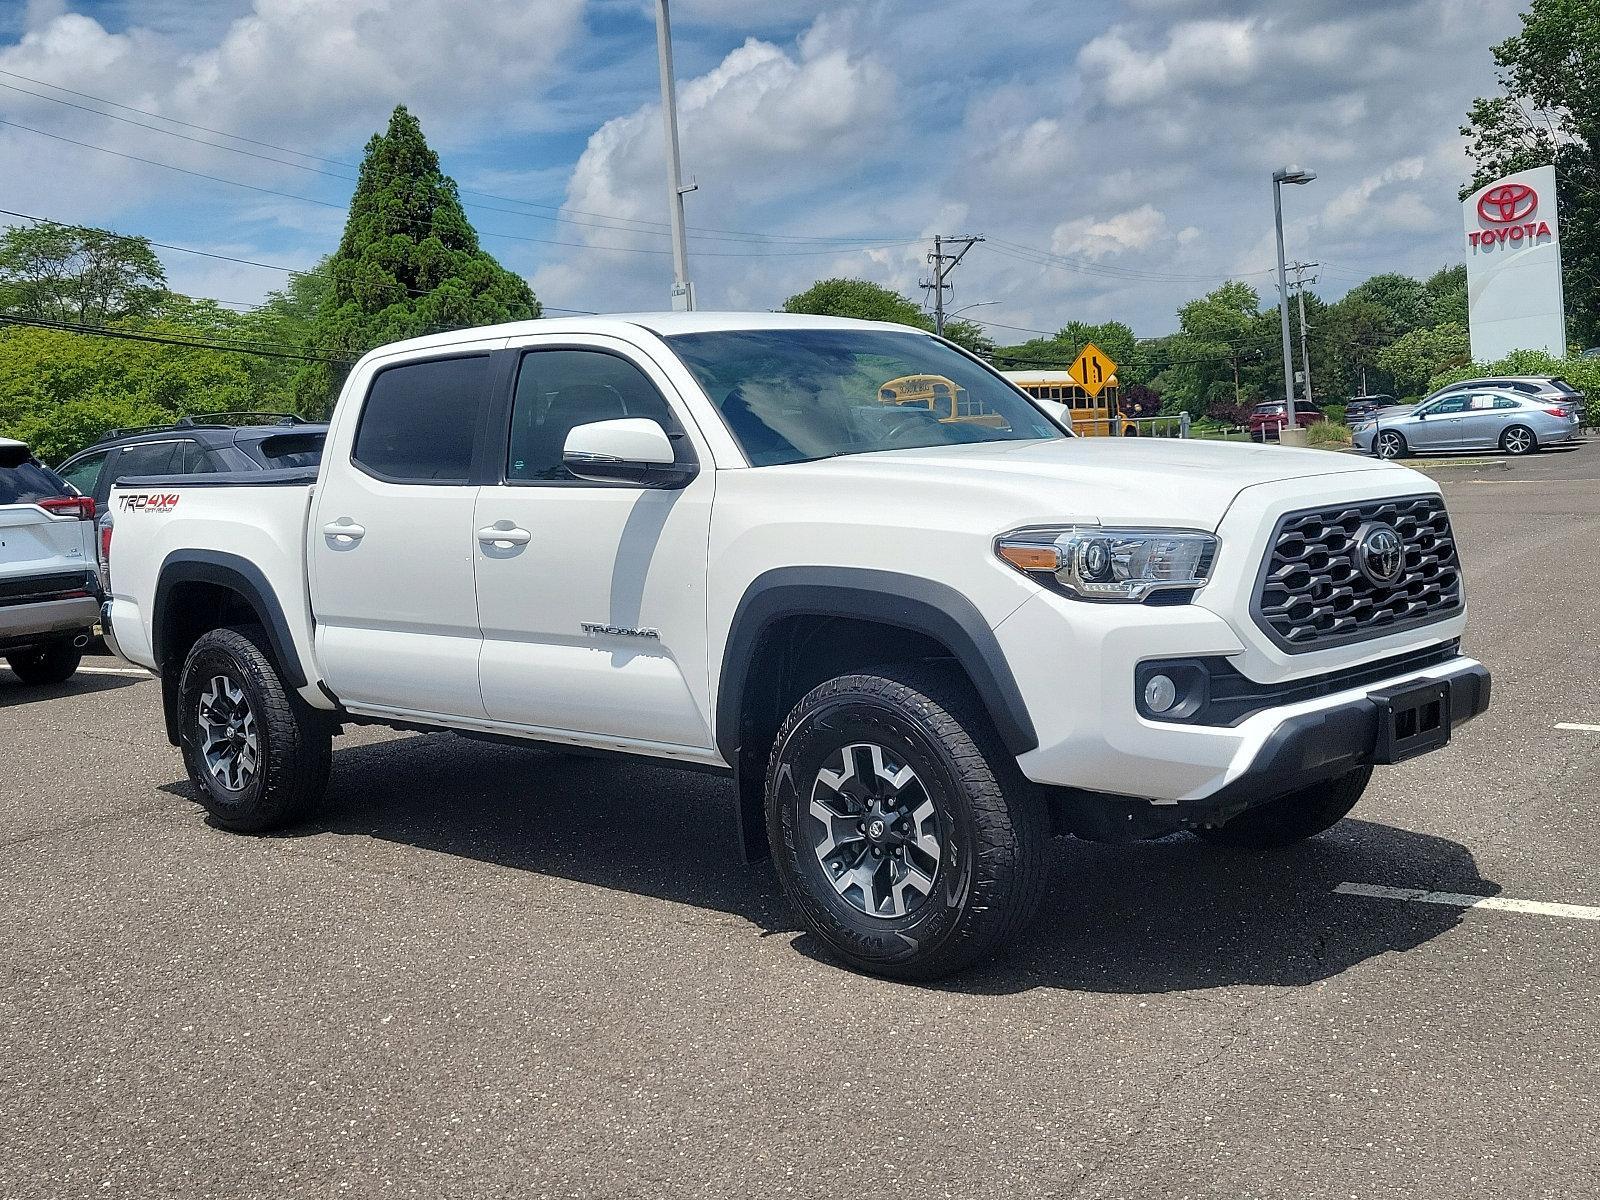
(1253, 495), (1462, 651)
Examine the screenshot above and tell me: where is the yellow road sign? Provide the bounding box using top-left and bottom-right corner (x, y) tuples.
(1071, 342), (1117, 398)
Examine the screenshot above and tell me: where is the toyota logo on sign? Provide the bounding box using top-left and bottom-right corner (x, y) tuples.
(1478, 182), (1538, 223)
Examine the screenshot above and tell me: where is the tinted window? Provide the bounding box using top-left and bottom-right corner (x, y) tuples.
(246, 432), (325, 470)
(179, 441), (216, 473)
(353, 356), (492, 484)
(0, 458), (68, 505)
(1430, 396), (1470, 414)
(58, 450), (109, 497)
(1549, 377), (1579, 395)
(1493, 396), (1522, 409)
(667, 329), (1060, 467)
(507, 350), (679, 482)
(114, 441), (182, 480)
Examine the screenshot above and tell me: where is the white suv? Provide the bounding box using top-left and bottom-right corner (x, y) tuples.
(102, 314), (1490, 978)
(1, 437), (100, 684)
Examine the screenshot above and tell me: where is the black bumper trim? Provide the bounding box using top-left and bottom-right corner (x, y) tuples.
(1198, 660), (1489, 817)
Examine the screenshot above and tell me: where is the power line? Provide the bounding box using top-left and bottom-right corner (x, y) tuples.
(985, 238), (1278, 285)
(0, 312), (355, 363)
(0, 66), (900, 248)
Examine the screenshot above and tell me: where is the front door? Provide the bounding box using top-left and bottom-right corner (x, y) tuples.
(309, 350), (498, 719)
(1409, 394), (1469, 451)
(472, 339), (716, 751)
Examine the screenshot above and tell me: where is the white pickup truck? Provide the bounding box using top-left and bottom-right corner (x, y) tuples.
(103, 313), (1489, 978)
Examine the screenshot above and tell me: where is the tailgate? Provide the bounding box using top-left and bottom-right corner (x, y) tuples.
(0, 503), (95, 586)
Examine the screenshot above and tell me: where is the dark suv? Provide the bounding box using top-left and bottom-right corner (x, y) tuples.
(55, 413), (328, 514)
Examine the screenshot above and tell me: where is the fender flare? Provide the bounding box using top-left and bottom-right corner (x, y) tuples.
(716, 566), (1038, 764)
(153, 549), (307, 689)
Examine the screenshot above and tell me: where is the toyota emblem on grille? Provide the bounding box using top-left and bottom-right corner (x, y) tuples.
(1354, 523), (1405, 586)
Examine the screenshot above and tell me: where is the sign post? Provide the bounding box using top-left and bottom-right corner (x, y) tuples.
(1463, 165), (1564, 360)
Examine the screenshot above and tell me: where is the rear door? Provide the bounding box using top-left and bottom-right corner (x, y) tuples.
(471, 337), (716, 749)
(309, 350), (500, 718)
(1455, 393), (1509, 449)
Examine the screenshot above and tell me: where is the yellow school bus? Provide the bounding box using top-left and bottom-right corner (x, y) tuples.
(877, 375), (1007, 427)
(1001, 370), (1134, 436)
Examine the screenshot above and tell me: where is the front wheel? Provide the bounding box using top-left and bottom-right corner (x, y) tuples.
(5, 637), (83, 685)
(1194, 766), (1372, 849)
(1375, 430), (1407, 460)
(178, 626), (331, 833)
(765, 665), (1049, 980)
(1500, 424), (1537, 455)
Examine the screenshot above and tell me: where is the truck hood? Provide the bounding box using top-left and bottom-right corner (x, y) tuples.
(778, 437), (1415, 529)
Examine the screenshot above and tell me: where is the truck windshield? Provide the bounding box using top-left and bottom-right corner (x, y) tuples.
(665, 329), (1062, 466)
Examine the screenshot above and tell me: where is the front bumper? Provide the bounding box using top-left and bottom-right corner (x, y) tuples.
(1196, 660), (1488, 818)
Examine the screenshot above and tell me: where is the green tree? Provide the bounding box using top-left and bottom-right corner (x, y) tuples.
(1377, 322), (1472, 394)
(0, 222), (168, 324)
(295, 105), (540, 414)
(781, 276), (993, 354)
(989, 320), (1141, 383)
(1462, 0), (1600, 344)
(1423, 264), (1468, 326)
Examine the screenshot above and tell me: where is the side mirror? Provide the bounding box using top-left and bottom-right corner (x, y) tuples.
(562, 418), (697, 488)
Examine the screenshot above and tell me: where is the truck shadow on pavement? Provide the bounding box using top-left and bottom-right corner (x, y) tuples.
(176, 731), (1499, 996)
(0, 671), (142, 707)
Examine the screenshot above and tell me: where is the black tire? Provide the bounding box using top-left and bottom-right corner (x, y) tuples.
(1194, 766), (1372, 850)
(1375, 430), (1407, 460)
(1500, 424), (1537, 456)
(178, 626), (331, 833)
(765, 664), (1049, 980)
(5, 638), (83, 685)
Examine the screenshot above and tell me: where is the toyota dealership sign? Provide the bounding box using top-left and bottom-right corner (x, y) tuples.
(1463, 165), (1565, 360)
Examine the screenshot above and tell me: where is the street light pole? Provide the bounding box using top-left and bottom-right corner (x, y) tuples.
(1272, 166), (1316, 432)
(654, 0), (695, 310)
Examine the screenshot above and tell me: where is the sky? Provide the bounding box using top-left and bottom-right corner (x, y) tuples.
(0, 0), (1527, 339)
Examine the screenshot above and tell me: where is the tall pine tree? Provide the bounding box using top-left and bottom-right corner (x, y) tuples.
(295, 105), (540, 414)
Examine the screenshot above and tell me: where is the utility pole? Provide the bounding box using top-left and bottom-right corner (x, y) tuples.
(1272, 166), (1316, 430)
(654, 0), (696, 310)
(1290, 261), (1319, 408)
(920, 235), (984, 334)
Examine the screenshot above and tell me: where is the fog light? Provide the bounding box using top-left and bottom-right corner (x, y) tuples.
(1142, 673), (1178, 714)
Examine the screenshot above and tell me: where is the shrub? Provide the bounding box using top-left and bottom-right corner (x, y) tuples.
(1306, 421), (1353, 449)
(1322, 404), (1347, 425)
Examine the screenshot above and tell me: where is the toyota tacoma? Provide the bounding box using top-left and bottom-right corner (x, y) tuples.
(101, 314), (1489, 978)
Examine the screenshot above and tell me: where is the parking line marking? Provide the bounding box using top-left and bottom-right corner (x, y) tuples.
(1336, 882), (1600, 922)
(1555, 722), (1600, 732)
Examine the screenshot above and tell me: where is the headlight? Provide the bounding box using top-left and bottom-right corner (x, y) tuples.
(1352, 420), (1375, 432)
(995, 525), (1218, 601)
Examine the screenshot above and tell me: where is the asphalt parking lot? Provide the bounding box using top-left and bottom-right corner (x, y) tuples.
(3, 443), (1598, 1200)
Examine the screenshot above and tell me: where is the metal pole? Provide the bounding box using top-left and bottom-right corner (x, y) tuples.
(933, 234), (945, 335)
(1273, 179), (1296, 426)
(1296, 282), (1312, 408)
(654, 0), (694, 310)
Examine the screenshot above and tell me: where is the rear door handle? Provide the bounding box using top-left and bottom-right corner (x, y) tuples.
(477, 525), (532, 546)
(322, 520), (365, 541)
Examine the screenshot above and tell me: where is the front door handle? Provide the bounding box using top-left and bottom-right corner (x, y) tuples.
(477, 525), (532, 547)
(322, 520), (365, 541)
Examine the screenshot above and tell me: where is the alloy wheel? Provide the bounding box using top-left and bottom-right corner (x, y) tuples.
(809, 742), (943, 919)
(1377, 432), (1403, 459)
(1503, 427), (1533, 455)
(197, 674), (260, 792)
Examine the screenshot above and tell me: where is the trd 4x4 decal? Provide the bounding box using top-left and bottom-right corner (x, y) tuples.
(118, 493), (181, 513)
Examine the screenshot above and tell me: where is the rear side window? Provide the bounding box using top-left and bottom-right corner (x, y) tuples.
(353, 355), (492, 484)
(0, 458), (68, 505)
(57, 451), (109, 497)
(179, 441), (216, 473)
(112, 440), (182, 481)
(246, 433), (326, 470)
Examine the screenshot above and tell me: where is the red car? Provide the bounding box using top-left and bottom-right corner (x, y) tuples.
(1248, 400), (1324, 441)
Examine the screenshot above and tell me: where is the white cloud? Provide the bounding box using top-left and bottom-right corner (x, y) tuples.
(1051, 204), (1170, 260)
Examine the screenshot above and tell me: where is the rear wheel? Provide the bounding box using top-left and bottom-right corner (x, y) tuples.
(1500, 424), (1537, 455)
(178, 626), (331, 833)
(765, 664), (1049, 980)
(4, 637), (83, 685)
(1375, 430), (1407, 460)
(1195, 766), (1372, 849)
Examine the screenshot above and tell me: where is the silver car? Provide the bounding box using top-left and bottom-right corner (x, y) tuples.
(1351, 388), (1581, 458)
(1424, 375), (1583, 420)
